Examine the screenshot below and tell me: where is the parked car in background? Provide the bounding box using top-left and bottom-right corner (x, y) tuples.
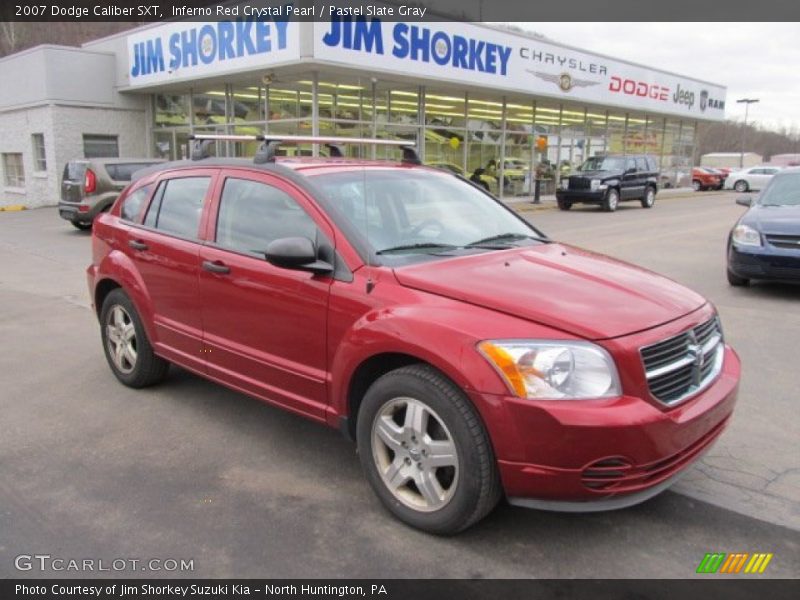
(59, 158), (165, 230)
(727, 168), (800, 286)
(426, 161), (497, 194)
(87, 135), (739, 533)
(556, 154), (659, 211)
(724, 166), (782, 193)
(486, 157), (530, 195)
(705, 168), (728, 189)
(691, 167), (722, 191)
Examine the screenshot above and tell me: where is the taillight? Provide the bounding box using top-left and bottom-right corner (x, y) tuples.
(84, 169), (97, 194)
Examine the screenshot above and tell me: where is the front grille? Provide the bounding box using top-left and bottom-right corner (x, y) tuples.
(569, 177), (591, 190)
(640, 316), (724, 406)
(765, 234), (800, 250)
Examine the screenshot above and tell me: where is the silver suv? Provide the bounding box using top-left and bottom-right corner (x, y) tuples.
(59, 158), (164, 230)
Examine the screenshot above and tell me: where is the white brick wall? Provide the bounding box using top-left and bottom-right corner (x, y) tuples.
(0, 103), (147, 209)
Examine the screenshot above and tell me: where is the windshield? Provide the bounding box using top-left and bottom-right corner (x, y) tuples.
(312, 169), (545, 262)
(759, 173), (800, 206)
(580, 156), (625, 171)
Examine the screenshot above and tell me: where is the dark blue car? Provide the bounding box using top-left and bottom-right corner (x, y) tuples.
(727, 168), (800, 286)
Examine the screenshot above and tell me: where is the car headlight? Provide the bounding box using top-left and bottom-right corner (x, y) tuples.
(478, 340), (621, 400)
(732, 224), (761, 247)
(561, 179), (569, 190)
(590, 179), (608, 191)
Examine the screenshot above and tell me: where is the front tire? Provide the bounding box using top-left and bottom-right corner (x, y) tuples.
(603, 188), (619, 212)
(557, 199), (572, 210)
(641, 186), (656, 208)
(357, 364), (501, 535)
(727, 268), (750, 287)
(100, 289), (169, 388)
(71, 220), (92, 230)
(692, 180), (702, 192)
(734, 180), (749, 193)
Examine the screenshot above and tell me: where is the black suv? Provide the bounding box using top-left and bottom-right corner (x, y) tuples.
(556, 154), (659, 212)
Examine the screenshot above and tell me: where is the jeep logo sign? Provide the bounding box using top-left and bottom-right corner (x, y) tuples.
(673, 84), (695, 110)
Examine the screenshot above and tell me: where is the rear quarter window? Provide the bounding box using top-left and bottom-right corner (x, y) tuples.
(62, 162), (87, 182)
(120, 186), (151, 222)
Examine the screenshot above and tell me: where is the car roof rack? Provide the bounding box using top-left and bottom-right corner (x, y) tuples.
(187, 134), (420, 165)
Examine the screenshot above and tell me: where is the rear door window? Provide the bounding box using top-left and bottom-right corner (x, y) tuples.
(636, 157), (648, 171)
(143, 177), (210, 239)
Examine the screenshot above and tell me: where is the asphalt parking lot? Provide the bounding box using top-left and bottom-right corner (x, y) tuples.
(1, 192), (798, 578)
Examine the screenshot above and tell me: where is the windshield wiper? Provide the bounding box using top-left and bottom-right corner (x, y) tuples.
(464, 232), (548, 248)
(376, 242), (459, 255)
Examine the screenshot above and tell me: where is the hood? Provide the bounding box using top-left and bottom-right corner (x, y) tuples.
(744, 204), (800, 235)
(393, 243), (706, 340)
(570, 170), (621, 180)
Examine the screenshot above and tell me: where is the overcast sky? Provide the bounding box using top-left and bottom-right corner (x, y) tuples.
(517, 23), (800, 132)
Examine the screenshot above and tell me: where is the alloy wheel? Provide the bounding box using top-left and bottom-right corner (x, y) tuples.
(371, 397), (459, 512)
(106, 305), (137, 374)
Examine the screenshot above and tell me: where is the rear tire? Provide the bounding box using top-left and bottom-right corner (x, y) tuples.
(357, 364), (501, 535)
(71, 221), (91, 230)
(100, 289), (169, 388)
(603, 188), (619, 212)
(727, 268), (750, 287)
(557, 199), (572, 211)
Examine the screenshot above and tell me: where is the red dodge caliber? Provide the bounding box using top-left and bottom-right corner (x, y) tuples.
(87, 137), (739, 534)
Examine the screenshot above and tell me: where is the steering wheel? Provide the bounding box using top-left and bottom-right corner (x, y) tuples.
(408, 218), (445, 238)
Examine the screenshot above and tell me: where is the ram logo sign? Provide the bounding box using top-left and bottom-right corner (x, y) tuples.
(696, 552), (774, 574)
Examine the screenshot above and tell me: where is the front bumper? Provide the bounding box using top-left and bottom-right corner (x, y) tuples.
(475, 345), (739, 510)
(728, 243), (800, 282)
(556, 189), (606, 204)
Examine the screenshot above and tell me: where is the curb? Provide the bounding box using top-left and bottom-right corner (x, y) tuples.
(0, 204), (27, 212)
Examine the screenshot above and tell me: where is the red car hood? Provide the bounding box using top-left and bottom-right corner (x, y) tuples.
(393, 243), (706, 340)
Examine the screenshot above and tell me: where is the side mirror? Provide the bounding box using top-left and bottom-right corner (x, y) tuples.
(265, 237), (333, 275)
(735, 196), (753, 207)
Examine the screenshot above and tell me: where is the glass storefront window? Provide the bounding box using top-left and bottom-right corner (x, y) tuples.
(585, 110), (607, 162)
(192, 89), (227, 127)
(606, 111), (628, 154)
(149, 71), (699, 192)
(154, 94), (190, 128)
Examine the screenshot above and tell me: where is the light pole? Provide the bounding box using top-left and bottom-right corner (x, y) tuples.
(736, 98), (759, 168)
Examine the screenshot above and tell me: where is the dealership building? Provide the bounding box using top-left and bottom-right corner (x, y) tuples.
(0, 17), (727, 208)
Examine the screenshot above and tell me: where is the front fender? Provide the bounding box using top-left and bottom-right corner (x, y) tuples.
(327, 301), (529, 458)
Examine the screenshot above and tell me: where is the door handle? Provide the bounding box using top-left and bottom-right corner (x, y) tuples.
(202, 260), (231, 274)
(128, 239), (148, 251)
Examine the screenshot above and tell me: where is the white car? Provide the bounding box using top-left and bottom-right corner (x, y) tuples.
(724, 166), (782, 192)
